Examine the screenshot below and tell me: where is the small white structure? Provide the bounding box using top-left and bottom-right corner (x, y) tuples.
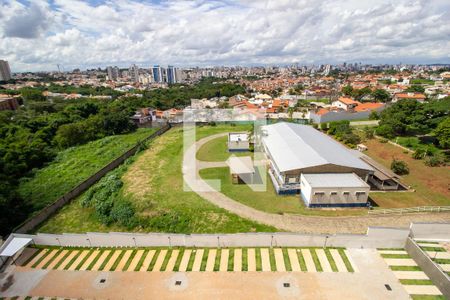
(300, 173), (370, 207)
(228, 132), (250, 151)
(357, 144), (367, 152)
(228, 156), (255, 184)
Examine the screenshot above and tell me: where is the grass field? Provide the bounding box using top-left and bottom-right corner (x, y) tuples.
(196, 135), (251, 162)
(38, 125), (277, 233)
(365, 138), (450, 208)
(19, 128), (156, 212)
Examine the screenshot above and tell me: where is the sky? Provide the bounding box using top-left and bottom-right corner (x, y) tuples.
(0, 0), (449, 72)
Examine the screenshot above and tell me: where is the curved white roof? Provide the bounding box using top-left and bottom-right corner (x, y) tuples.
(261, 122), (373, 173)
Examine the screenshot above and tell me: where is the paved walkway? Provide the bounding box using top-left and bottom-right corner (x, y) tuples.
(183, 133), (450, 234)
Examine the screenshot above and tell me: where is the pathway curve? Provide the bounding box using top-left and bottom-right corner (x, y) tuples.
(183, 133), (450, 234)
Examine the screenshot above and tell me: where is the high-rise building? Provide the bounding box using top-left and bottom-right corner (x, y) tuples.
(152, 65), (163, 83)
(129, 64), (139, 83)
(107, 66), (119, 81)
(0, 60), (12, 81)
(167, 65), (178, 84)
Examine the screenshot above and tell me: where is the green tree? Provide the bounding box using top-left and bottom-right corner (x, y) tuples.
(341, 85), (353, 96)
(405, 85), (425, 93)
(371, 89), (390, 102)
(434, 117), (450, 149)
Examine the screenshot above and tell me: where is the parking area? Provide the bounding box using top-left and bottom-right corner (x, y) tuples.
(20, 246), (356, 273)
(378, 248), (444, 298)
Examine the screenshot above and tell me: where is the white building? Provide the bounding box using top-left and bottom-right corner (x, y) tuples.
(0, 60), (12, 81)
(228, 132), (250, 151)
(129, 64), (139, 83)
(300, 173), (370, 207)
(261, 122), (373, 207)
(107, 66), (119, 81)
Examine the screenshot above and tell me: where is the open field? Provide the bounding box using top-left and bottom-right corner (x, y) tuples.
(38, 125), (277, 233)
(196, 135), (251, 162)
(200, 166), (366, 216)
(18, 128), (156, 212)
(364, 138), (450, 208)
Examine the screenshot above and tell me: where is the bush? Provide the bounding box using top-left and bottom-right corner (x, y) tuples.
(391, 159), (409, 175)
(110, 200), (137, 228)
(424, 153), (446, 167)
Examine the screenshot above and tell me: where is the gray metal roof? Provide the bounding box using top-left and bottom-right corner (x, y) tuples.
(261, 122), (373, 172)
(302, 173), (370, 188)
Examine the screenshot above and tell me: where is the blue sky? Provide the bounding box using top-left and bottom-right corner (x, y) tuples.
(0, 0), (449, 71)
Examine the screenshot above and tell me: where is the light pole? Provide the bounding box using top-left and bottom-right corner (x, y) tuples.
(323, 235), (329, 249)
(86, 238), (91, 247)
(271, 235), (274, 248)
(217, 236), (220, 248)
(132, 237), (137, 248)
(168, 236), (171, 249)
(56, 237), (61, 247)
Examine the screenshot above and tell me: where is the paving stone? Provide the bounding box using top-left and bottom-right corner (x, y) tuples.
(403, 285), (442, 295)
(316, 249), (332, 272)
(56, 250), (79, 270)
(27, 249), (49, 267)
(178, 250), (192, 272)
(301, 249), (316, 272)
(273, 249), (285, 272)
(247, 249), (256, 272)
(219, 249), (229, 272)
(260, 248), (271, 272)
(378, 250), (408, 255)
(67, 250), (90, 271)
(287, 249), (300, 272)
(233, 249), (242, 272)
(426, 251), (450, 259)
(139, 250), (155, 272)
(165, 250), (179, 272)
(127, 250), (145, 272)
(205, 249), (216, 272)
(439, 264), (450, 272)
(152, 250), (167, 272)
(79, 250), (100, 271)
(103, 250), (122, 271)
(46, 250), (69, 270)
(192, 249), (204, 272)
(330, 249), (347, 272)
(384, 258), (418, 266)
(392, 271), (429, 280)
(91, 250), (111, 271)
(344, 249), (359, 272)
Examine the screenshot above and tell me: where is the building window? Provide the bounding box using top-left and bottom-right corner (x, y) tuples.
(356, 191), (366, 201)
(330, 191), (338, 201)
(343, 191), (350, 201)
(314, 191), (325, 202)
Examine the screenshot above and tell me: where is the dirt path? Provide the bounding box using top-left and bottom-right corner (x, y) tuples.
(182, 133), (450, 234)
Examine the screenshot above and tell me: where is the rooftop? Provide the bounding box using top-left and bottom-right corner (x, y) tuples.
(261, 122), (373, 173)
(302, 173), (370, 188)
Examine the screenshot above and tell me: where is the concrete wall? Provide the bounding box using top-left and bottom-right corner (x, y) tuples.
(9, 227), (410, 249)
(13, 125), (171, 234)
(409, 223), (450, 240)
(405, 238), (450, 298)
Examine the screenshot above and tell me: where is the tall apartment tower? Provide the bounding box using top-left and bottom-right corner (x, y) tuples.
(107, 66), (119, 81)
(129, 64), (139, 83)
(152, 65), (163, 83)
(167, 65), (178, 84)
(0, 60), (12, 81)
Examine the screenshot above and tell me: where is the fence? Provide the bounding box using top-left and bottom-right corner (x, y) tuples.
(405, 238), (450, 298)
(368, 206), (450, 215)
(7, 227), (410, 249)
(13, 124), (171, 234)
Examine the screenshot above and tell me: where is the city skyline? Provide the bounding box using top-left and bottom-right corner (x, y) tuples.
(0, 0), (449, 72)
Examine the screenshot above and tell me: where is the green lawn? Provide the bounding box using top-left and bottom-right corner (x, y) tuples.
(196, 135), (251, 162)
(38, 125), (278, 233)
(199, 167), (366, 216)
(19, 128), (156, 212)
(394, 136), (441, 154)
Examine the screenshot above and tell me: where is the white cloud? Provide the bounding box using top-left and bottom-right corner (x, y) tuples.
(0, 0), (448, 71)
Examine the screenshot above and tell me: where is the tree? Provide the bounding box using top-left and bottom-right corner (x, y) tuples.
(434, 117), (450, 149)
(391, 159), (409, 175)
(341, 85), (353, 96)
(20, 87), (46, 102)
(371, 89), (390, 102)
(405, 85), (425, 93)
